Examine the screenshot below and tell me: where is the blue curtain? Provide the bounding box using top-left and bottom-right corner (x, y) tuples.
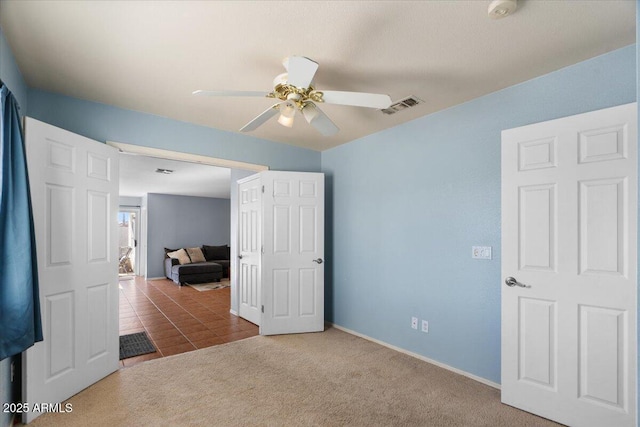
(0, 84), (43, 360)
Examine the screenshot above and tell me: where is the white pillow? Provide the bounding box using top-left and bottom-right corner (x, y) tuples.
(167, 248), (191, 265)
(186, 247), (206, 263)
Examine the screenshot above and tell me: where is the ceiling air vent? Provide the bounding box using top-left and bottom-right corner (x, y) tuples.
(381, 96), (424, 115)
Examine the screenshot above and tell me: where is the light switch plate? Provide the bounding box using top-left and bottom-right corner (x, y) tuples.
(472, 246), (492, 260)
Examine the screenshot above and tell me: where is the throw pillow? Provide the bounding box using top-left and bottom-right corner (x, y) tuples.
(202, 244), (228, 261)
(186, 247), (206, 263)
(164, 247), (179, 258)
(166, 248), (191, 265)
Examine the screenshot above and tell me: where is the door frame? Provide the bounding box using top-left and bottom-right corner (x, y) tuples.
(107, 141), (268, 314)
(118, 206), (141, 276)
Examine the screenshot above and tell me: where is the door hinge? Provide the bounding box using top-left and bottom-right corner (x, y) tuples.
(261, 245), (264, 254)
(261, 305), (264, 313)
(262, 185), (264, 193)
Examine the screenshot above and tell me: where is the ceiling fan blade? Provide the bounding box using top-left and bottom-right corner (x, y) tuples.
(239, 103), (280, 132)
(284, 56), (319, 88)
(302, 103), (339, 136)
(193, 90), (269, 97)
(320, 90), (392, 109)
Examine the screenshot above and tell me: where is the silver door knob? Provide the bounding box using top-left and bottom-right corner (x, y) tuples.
(313, 258), (323, 264)
(505, 277), (527, 288)
(238, 254), (243, 259)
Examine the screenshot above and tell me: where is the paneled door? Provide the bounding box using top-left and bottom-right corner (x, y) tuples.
(23, 118), (119, 423)
(501, 103), (637, 426)
(260, 171), (324, 335)
(238, 176), (262, 325)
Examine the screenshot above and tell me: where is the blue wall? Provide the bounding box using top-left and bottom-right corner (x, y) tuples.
(147, 194), (230, 278)
(321, 45), (637, 384)
(27, 89), (321, 173)
(0, 27), (27, 427)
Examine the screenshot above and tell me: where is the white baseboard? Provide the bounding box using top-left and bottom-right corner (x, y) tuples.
(229, 309), (238, 316)
(146, 277), (166, 281)
(328, 322), (500, 390)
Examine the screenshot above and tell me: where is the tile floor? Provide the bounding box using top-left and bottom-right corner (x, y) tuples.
(118, 276), (258, 368)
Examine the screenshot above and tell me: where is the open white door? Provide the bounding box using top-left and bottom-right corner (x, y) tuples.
(238, 176), (262, 325)
(261, 171), (324, 335)
(23, 118), (119, 423)
(501, 103), (637, 426)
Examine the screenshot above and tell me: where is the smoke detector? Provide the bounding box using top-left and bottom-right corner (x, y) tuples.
(488, 0), (517, 19)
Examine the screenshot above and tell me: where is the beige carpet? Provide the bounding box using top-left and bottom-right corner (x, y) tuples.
(28, 327), (560, 426)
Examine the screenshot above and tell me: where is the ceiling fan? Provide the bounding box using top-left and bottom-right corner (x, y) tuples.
(193, 56), (392, 136)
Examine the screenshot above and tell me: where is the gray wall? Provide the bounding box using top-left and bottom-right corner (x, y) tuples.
(146, 194), (230, 278)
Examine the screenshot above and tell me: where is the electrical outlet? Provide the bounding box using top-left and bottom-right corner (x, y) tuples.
(411, 316), (418, 330)
(421, 320), (429, 333)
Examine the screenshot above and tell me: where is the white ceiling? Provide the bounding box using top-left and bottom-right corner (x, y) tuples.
(119, 154), (231, 199)
(0, 1), (635, 151)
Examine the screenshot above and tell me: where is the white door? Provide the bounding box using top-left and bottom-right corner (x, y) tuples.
(23, 118), (119, 423)
(501, 103), (637, 427)
(238, 176), (262, 325)
(261, 171), (324, 335)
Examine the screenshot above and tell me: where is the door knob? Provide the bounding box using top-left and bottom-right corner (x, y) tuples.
(313, 258), (323, 264)
(505, 277), (527, 288)
(238, 254), (243, 259)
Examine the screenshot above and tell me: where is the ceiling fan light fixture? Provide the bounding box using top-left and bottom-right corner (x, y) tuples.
(278, 113), (295, 128)
(278, 102), (296, 127)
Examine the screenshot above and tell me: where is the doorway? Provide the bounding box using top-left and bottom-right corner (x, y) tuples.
(118, 208), (139, 277)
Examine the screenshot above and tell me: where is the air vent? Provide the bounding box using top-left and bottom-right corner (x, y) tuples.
(155, 168), (174, 174)
(381, 96), (424, 115)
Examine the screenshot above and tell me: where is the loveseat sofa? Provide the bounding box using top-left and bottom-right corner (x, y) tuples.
(164, 244), (230, 285)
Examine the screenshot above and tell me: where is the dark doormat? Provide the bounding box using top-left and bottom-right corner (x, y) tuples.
(119, 332), (156, 360)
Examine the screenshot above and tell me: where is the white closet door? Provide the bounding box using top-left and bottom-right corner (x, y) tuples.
(501, 103), (637, 427)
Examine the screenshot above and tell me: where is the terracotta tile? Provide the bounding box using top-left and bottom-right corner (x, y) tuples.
(178, 323), (209, 334)
(120, 317), (143, 325)
(164, 312), (195, 321)
(191, 336), (226, 349)
(147, 327), (183, 340)
(210, 324), (243, 336)
(183, 330), (217, 342)
(119, 327), (145, 335)
(217, 330), (257, 342)
(159, 343), (196, 357)
(237, 319), (259, 331)
(144, 322), (175, 333)
(202, 319), (232, 330)
(119, 312), (138, 320)
(173, 318), (203, 328)
(138, 313), (167, 323)
(134, 307), (161, 316)
(193, 313), (222, 323)
(152, 335), (190, 348)
(158, 306), (187, 315)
